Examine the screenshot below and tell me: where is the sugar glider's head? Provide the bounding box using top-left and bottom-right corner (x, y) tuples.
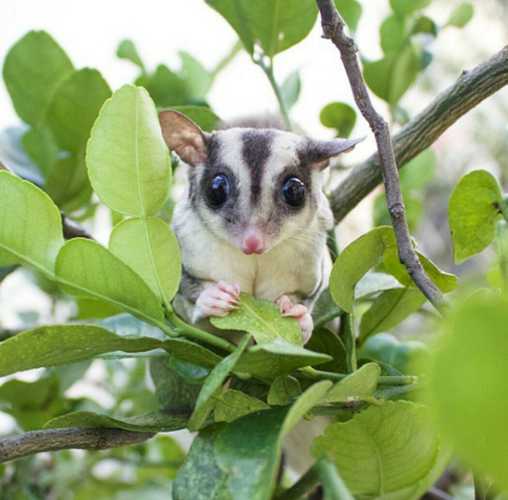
(159, 110), (362, 255)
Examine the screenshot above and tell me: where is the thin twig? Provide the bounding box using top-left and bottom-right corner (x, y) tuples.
(316, 0), (446, 311)
(329, 46), (508, 223)
(0, 427), (154, 464)
(61, 216), (94, 240)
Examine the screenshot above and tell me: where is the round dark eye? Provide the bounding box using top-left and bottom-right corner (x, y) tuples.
(282, 177), (305, 207)
(206, 174), (230, 208)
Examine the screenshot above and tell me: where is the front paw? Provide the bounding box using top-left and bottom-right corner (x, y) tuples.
(276, 295), (314, 344)
(193, 281), (241, 322)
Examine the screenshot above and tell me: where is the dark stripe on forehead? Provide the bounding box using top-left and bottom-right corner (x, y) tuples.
(241, 130), (273, 206)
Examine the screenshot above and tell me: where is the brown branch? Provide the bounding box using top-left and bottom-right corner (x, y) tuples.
(330, 46), (508, 223)
(316, 0), (445, 310)
(0, 427), (154, 463)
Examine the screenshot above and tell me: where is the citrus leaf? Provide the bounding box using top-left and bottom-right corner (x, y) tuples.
(87, 84), (171, 216)
(0, 171), (64, 277)
(324, 362), (381, 403)
(47, 68), (111, 152)
(3, 31), (74, 125)
(267, 376), (302, 405)
(313, 401), (448, 498)
(380, 15), (407, 54)
(55, 238), (165, 325)
(211, 293), (302, 345)
(169, 105), (220, 132)
(390, 0), (431, 16)
(0, 324), (161, 377)
(178, 51), (212, 99)
(205, 0), (318, 57)
(109, 216), (182, 307)
(214, 389), (269, 423)
(446, 3), (474, 28)
(449, 169), (503, 263)
(116, 39), (146, 72)
(320, 102), (357, 138)
(281, 70), (301, 111)
(334, 0), (362, 32)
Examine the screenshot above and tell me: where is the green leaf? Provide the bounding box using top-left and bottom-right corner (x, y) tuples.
(359, 288), (426, 342)
(380, 15), (407, 54)
(0, 324), (162, 377)
(109, 217), (181, 307)
(313, 401), (448, 498)
(390, 0), (431, 16)
(136, 65), (191, 107)
(306, 327), (347, 373)
(205, 0), (318, 57)
(149, 355), (202, 417)
(86, 84), (172, 216)
(45, 410), (186, 432)
(334, 0), (362, 32)
(3, 31), (74, 125)
(318, 459), (355, 500)
(267, 376), (302, 405)
(411, 16), (438, 36)
(188, 335), (251, 431)
(324, 362), (381, 403)
(364, 45), (421, 105)
(355, 272), (402, 299)
(164, 338), (223, 368)
(446, 2), (474, 28)
(320, 102), (357, 138)
(399, 148), (437, 191)
(281, 70), (301, 111)
(236, 340), (332, 379)
(179, 51), (212, 98)
(214, 389), (269, 422)
(449, 169), (503, 263)
(330, 226), (392, 312)
(116, 39), (146, 72)
(170, 105), (220, 132)
(22, 126), (58, 178)
(0, 171), (64, 277)
(211, 293), (303, 345)
(55, 238), (165, 325)
(428, 295), (508, 491)
(47, 68), (111, 152)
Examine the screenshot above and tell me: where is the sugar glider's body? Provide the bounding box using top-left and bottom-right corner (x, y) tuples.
(159, 112), (361, 342)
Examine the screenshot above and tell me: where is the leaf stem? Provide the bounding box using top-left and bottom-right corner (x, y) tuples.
(166, 311), (236, 353)
(254, 55), (292, 130)
(339, 312), (356, 372)
(300, 367), (417, 386)
(316, 459), (354, 500)
(276, 461), (321, 500)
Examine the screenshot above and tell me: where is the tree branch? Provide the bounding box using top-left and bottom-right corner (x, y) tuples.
(329, 46), (508, 223)
(0, 427), (154, 463)
(316, 0), (446, 310)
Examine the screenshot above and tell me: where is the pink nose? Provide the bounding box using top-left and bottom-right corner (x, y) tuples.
(242, 233), (265, 255)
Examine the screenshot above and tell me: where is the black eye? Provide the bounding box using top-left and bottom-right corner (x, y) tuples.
(206, 174), (230, 208)
(282, 177), (305, 208)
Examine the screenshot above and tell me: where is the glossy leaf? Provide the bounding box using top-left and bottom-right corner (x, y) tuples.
(306, 327), (347, 373)
(214, 389), (269, 422)
(55, 238), (165, 325)
(320, 102), (357, 138)
(47, 68), (111, 152)
(136, 64), (191, 107)
(170, 105), (220, 132)
(334, 0), (362, 32)
(0, 171), (64, 276)
(355, 272), (402, 299)
(205, 0), (318, 57)
(188, 335), (251, 431)
(267, 376), (302, 405)
(87, 84), (171, 216)
(3, 31), (74, 125)
(359, 288), (426, 342)
(446, 3), (474, 28)
(449, 169), (503, 263)
(313, 401), (448, 499)
(236, 340), (332, 379)
(428, 295), (508, 490)
(22, 126), (58, 178)
(0, 324), (160, 377)
(324, 362), (380, 403)
(109, 217), (181, 307)
(281, 70), (301, 111)
(211, 293), (302, 345)
(116, 39), (146, 72)
(45, 410), (186, 432)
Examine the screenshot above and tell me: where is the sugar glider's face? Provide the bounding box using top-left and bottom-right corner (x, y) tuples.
(159, 111), (362, 255)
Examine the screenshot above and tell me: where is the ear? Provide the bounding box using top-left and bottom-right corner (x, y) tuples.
(159, 110), (208, 166)
(304, 136), (365, 170)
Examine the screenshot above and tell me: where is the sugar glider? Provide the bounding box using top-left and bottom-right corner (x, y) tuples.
(159, 111), (362, 343)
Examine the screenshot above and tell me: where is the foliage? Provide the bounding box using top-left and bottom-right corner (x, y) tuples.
(1, 0), (507, 498)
